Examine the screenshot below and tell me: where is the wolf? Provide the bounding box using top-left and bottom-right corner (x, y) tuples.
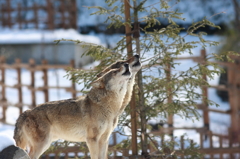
(14, 62), (131, 159)
(97, 54), (141, 118)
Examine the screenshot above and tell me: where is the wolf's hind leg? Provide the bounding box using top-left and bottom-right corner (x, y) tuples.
(28, 137), (52, 159)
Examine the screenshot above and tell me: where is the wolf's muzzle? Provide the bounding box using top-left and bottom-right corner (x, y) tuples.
(122, 63), (131, 76)
(132, 54), (141, 67)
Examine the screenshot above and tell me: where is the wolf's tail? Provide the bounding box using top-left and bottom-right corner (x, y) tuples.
(13, 110), (30, 149)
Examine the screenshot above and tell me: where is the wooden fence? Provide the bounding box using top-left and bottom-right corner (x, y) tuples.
(0, 57), (77, 124)
(0, 50), (240, 158)
(0, 0), (77, 29)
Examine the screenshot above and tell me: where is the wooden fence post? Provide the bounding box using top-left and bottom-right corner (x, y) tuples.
(0, 57), (7, 122)
(42, 59), (49, 102)
(33, 3), (38, 29)
(199, 132), (203, 149)
(0, 4), (5, 27)
(208, 131), (214, 159)
(46, 0), (54, 30)
(70, 0), (77, 29)
(15, 59), (23, 114)
(6, 0), (12, 28)
(201, 49), (209, 132)
(180, 135), (184, 159)
(64, 152), (68, 159)
(70, 60), (76, 98)
(122, 149), (129, 158)
(219, 135), (223, 159)
(29, 59), (36, 108)
(60, 0), (66, 29)
(17, 3), (22, 29)
(227, 57), (239, 145)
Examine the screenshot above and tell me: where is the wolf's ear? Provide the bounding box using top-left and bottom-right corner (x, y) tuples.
(91, 78), (105, 89)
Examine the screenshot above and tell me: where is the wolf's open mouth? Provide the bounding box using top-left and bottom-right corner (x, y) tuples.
(122, 63), (131, 76)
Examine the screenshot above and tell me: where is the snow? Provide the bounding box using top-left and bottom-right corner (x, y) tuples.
(0, 129), (16, 152)
(0, 29), (101, 44)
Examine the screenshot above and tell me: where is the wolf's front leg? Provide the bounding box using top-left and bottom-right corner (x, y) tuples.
(86, 138), (99, 159)
(98, 131), (112, 159)
(98, 139), (109, 159)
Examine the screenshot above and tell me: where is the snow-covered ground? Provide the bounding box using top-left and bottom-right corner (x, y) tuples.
(0, 29), (101, 44)
(0, 31), (229, 153)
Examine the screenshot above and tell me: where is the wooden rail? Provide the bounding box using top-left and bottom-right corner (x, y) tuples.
(0, 0), (77, 29)
(0, 57), (77, 124)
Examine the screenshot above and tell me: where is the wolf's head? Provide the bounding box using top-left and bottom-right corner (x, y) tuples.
(91, 63), (131, 90)
(96, 54), (142, 78)
(126, 54), (141, 74)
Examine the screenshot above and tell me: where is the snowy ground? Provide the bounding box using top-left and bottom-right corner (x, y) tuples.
(0, 29), (101, 44)
(0, 31), (230, 153)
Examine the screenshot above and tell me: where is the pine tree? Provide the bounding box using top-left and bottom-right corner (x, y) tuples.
(55, 0), (236, 158)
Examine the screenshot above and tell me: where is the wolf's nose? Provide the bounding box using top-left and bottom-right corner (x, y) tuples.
(134, 54), (139, 59)
(124, 63), (129, 68)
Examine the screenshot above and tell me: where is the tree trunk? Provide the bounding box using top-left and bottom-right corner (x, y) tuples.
(124, 0), (138, 155)
(133, 0), (148, 156)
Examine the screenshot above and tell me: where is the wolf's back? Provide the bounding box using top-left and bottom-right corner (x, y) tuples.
(14, 110), (30, 149)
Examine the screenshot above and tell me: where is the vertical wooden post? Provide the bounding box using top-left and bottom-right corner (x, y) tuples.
(201, 49), (209, 131)
(227, 57), (239, 159)
(0, 57), (7, 122)
(227, 57), (239, 145)
(55, 154), (58, 159)
(228, 128), (233, 147)
(6, 0), (12, 28)
(64, 153), (68, 159)
(132, 0), (148, 155)
(70, 60), (76, 98)
(15, 59), (23, 114)
(1, 4), (5, 27)
(208, 131), (214, 159)
(0, 4), (4, 27)
(124, 0), (138, 155)
(200, 132), (203, 149)
(209, 131), (213, 148)
(29, 59), (36, 108)
(33, 3), (38, 29)
(70, 0), (77, 29)
(46, 0), (54, 30)
(122, 149), (129, 158)
(42, 60), (49, 102)
(180, 135), (184, 159)
(60, 0), (66, 29)
(17, 3), (22, 29)
(166, 62), (173, 137)
(219, 135), (223, 159)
